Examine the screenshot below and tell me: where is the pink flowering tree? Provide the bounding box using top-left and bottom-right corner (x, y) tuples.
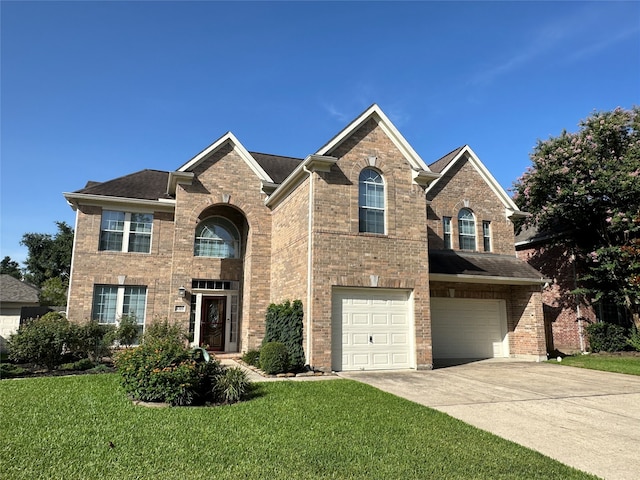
(513, 106), (640, 327)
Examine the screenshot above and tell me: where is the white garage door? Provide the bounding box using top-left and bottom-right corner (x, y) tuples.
(431, 298), (509, 360)
(332, 288), (413, 371)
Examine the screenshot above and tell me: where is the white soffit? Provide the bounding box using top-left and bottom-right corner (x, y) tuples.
(177, 132), (274, 183)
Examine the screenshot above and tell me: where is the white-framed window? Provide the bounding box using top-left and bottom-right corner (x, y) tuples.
(194, 217), (240, 258)
(92, 285), (147, 341)
(443, 216), (452, 249)
(482, 220), (491, 252)
(99, 210), (153, 253)
(458, 208), (476, 250)
(359, 168), (385, 234)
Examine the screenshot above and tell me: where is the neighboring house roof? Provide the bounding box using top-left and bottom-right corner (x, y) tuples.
(0, 275), (40, 304)
(426, 145), (526, 219)
(514, 224), (570, 249)
(429, 250), (549, 285)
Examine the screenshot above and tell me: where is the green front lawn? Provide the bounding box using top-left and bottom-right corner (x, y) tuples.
(551, 353), (640, 375)
(0, 375), (596, 479)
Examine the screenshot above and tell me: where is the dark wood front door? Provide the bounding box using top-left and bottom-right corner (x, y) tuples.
(201, 297), (226, 351)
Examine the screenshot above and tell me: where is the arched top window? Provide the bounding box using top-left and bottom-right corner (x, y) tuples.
(458, 208), (476, 250)
(194, 217), (240, 258)
(359, 168), (385, 234)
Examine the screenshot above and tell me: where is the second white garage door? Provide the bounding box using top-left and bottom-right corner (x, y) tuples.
(332, 288), (413, 371)
(430, 298), (509, 360)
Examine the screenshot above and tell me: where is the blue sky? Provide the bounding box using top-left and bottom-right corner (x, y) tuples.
(2, 1), (639, 266)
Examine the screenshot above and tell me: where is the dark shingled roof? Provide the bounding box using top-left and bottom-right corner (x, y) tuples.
(0, 275), (40, 304)
(428, 146), (466, 173)
(250, 152), (303, 184)
(74, 169), (171, 200)
(429, 250), (545, 281)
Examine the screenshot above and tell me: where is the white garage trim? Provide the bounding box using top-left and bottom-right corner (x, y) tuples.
(431, 297), (509, 360)
(332, 287), (414, 371)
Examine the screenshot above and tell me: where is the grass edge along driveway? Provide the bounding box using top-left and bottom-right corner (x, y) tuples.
(0, 374), (598, 480)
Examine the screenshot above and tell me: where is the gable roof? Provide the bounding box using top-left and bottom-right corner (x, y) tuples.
(429, 250), (548, 285)
(72, 170), (171, 200)
(316, 104), (437, 175)
(251, 152), (303, 184)
(427, 145), (526, 219)
(0, 275), (40, 304)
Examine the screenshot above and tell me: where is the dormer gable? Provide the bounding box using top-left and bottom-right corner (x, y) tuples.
(427, 145), (526, 221)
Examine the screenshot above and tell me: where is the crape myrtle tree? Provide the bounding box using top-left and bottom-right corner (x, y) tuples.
(512, 106), (640, 327)
(20, 221), (74, 305)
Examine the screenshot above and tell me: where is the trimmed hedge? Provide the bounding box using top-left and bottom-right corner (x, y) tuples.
(586, 322), (628, 353)
(260, 342), (289, 375)
(262, 300), (305, 371)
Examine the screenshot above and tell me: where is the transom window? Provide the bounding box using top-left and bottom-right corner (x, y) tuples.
(194, 217), (240, 258)
(99, 210), (153, 253)
(359, 168), (385, 234)
(458, 208), (476, 250)
(92, 285), (147, 343)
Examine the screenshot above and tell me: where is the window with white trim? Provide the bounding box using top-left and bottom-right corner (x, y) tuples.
(92, 285), (147, 342)
(359, 168), (385, 234)
(482, 220), (491, 252)
(99, 210), (153, 253)
(458, 208), (476, 250)
(443, 216), (452, 249)
(194, 217), (240, 258)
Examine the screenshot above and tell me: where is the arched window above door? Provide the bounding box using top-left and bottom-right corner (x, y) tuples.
(194, 216), (240, 258)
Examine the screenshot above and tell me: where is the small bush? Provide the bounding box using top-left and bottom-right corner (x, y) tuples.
(114, 315), (141, 347)
(70, 320), (114, 362)
(628, 325), (640, 352)
(0, 363), (29, 378)
(214, 367), (249, 404)
(241, 349), (260, 367)
(586, 322), (628, 353)
(143, 319), (187, 347)
(60, 358), (95, 371)
(260, 342), (289, 375)
(8, 312), (72, 369)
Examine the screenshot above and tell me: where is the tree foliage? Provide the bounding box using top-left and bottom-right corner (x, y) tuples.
(20, 221), (73, 288)
(0, 256), (22, 280)
(513, 106), (640, 325)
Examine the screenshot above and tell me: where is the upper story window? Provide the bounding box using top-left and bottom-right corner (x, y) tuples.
(443, 216), (452, 249)
(482, 220), (491, 252)
(194, 217), (240, 258)
(458, 208), (476, 250)
(359, 168), (385, 234)
(100, 210), (153, 253)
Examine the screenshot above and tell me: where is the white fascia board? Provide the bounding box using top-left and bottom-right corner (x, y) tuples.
(429, 273), (550, 285)
(427, 145), (522, 213)
(316, 104), (433, 172)
(265, 154), (338, 208)
(177, 132), (273, 183)
(167, 171), (194, 196)
(63, 192), (176, 212)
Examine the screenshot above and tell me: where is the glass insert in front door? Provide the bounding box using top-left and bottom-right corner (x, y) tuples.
(201, 297), (226, 351)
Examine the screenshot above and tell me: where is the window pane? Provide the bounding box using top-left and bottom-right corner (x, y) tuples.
(483, 221), (491, 252)
(92, 286), (118, 323)
(128, 213), (153, 253)
(359, 169), (385, 234)
(194, 217), (240, 258)
(458, 209), (476, 250)
(443, 217), (452, 249)
(99, 211), (125, 251)
(123, 286), (147, 324)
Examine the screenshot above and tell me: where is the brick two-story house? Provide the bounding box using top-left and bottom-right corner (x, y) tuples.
(64, 105), (548, 371)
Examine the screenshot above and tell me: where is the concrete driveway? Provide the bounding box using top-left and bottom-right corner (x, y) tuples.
(338, 360), (640, 480)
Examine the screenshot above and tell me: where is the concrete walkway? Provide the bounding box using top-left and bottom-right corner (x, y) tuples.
(338, 360), (640, 480)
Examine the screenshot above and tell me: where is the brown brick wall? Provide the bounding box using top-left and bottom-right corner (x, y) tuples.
(427, 157), (516, 255)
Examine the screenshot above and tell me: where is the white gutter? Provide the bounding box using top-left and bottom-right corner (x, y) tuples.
(63, 193), (176, 212)
(429, 273), (551, 285)
(303, 165), (314, 368)
(66, 208), (80, 317)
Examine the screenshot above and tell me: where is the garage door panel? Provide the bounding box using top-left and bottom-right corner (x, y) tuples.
(431, 298), (508, 360)
(332, 288), (413, 371)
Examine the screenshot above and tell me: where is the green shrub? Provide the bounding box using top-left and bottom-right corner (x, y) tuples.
(241, 349), (260, 367)
(263, 299), (305, 371)
(70, 320), (114, 362)
(60, 358), (95, 371)
(628, 325), (640, 352)
(0, 363), (29, 378)
(260, 341), (289, 375)
(586, 322), (628, 353)
(8, 312), (72, 369)
(143, 319), (187, 347)
(213, 367), (249, 404)
(114, 315), (141, 347)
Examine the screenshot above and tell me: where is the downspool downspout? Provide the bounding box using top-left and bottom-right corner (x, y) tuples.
(303, 165), (314, 368)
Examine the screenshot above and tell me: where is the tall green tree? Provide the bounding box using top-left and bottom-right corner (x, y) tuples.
(0, 256), (22, 280)
(20, 221), (74, 289)
(513, 106), (640, 326)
